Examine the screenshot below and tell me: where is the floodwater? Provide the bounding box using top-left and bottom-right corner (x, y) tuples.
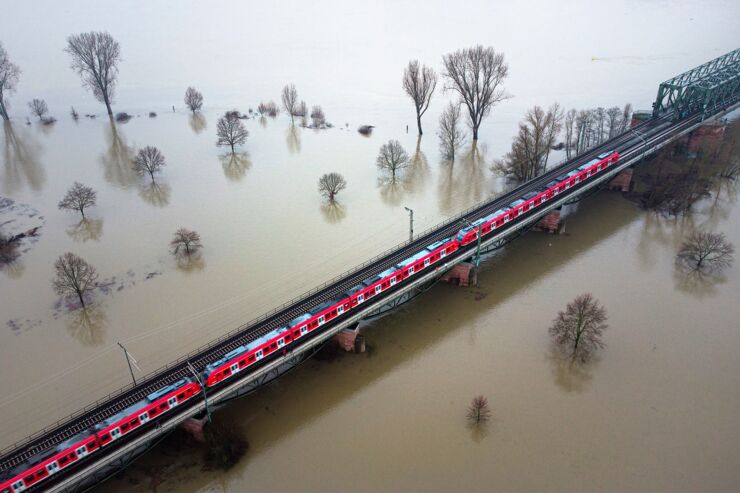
(1, 0), (739, 491)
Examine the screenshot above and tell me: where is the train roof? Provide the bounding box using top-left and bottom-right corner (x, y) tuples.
(376, 267), (397, 280)
(426, 239), (449, 251)
(522, 191), (539, 200)
(246, 326), (287, 350)
(55, 430), (94, 452)
(288, 313), (311, 327)
(309, 299), (341, 316)
(509, 199), (525, 207)
(578, 158), (600, 170)
(546, 180), (560, 188)
(555, 173), (569, 181)
(397, 250), (429, 268)
(597, 150), (615, 158)
(345, 283), (367, 296)
(146, 378), (190, 402)
(96, 399), (149, 429)
(566, 170), (579, 177)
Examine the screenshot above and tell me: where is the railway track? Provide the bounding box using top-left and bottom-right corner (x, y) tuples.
(0, 109), (713, 473)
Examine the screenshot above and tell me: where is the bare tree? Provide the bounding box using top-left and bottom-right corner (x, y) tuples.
(58, 182), (97, 219)
(618, 103), (633, 134)
(677, 231), (734, 273)
(605, 106), (621, 138)
(563, 109), (577, 159)
(466, 395), (491, 425)
(549, 293), (608, 362)
(402, 60), (437, 135)
(257, 101), (278, 117)
(376, 140), (409, 180)
(65, 31), (121, 116)
(133, 146), (166, 182)
(296, 100), (307, 118)
(184, 86), (203, 113)
(0, 43), (21, 121)
(170, 228), (202, 257)
(281, 83), (298, 123)
(53, 252), (98, 308)
(216, 113), (248, 153)
(438, 102), (465, 161)
(28, 99), (48, 120)
(442, 45), (509, 140)
(310, 105), (325, 127)
(318, 172), (347, 201)
(495, 104), (563, 182)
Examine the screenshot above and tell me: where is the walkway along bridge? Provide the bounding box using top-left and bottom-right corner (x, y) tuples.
(2, 48), (739, 492)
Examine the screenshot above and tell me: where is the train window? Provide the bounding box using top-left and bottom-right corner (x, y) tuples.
(121, 423), (129, 432)
(59, 456), (69, 466)
(270, 342), (277, 350)
(25, 474), (34, 482)
(150, 409), (158, 417)
(37, 469), (46, 477)
(159, 403), (167, 410)
(130, 418), (138, 426)
(249, 355), (256, 361)
(293, 330), (300, 337)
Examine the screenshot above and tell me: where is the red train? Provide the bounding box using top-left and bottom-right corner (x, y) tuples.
(0, 150), (618, 493)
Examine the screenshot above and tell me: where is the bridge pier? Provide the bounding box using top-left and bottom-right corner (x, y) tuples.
(681, 122), (726, 157)
(334, 325), (366, 352)
(608, 168), (633, 192)
(532, 210), (562, 233)
(180, 417), (207, 443)
(441, 262), (476, 287)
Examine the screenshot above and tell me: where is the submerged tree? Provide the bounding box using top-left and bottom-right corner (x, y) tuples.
(203, 421), (248, 470)
(281, 83), (298, 124)
(65, 31), (121, 116)
(495, 103), (563, 182)
(549, 293), (608, 363)
(170, 228), (202, 257)
(53, 252), (98, 308)
(402, 60), (437, 135)
(133, 145), (166, 182)
(376, 140), (409, 180)
(0, 230), (20, 265)
(310, 105), (325, 127)
(184, 86), (204, 113)
(677, 231), (734, 274)
(438, 102), (465, 162)
(216, 112), (248, 153)
(442, 45), (509, 140)
(0, 42), (21, 121)
(58, 182), (97, 219)
(28, 98), (48, 120)
(466, 395), (491, 425)
(318, 172), (347, 202)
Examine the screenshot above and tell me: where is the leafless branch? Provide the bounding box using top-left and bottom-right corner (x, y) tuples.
(65, 31), (121, 115)
(466, 395), (491, 425)
(28, 99), (48, 120)
(170, 228), (202, 257)
(53, 252), (98, 308)
(184, 86), (204, 113)
(132, 145), (166, 182)
(438, 102), (465, 162)
(216, 112), (248, 153)
(402, 60), (437, 135)
(318, 172), (347, 202)
(376, 140), (409, 180)
(281, 84), (298, 124)
(549, 293), (608, 363)
(0, 42), (21, 121)
(677, 231), (734, 274)
(58, 182), (97, 219)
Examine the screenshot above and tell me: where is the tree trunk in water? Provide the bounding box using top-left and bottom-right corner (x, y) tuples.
(472, 126), (479, 141)
(80, 208), (85, 219)
(0, 99), (8, 121)
(230, 143), (235, 153)
(417, 115), (422, 135)
(103, 93), (113, 116)
(77, 290), (86, 308)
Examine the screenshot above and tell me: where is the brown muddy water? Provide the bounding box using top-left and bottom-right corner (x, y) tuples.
(1, 0), (739, 491)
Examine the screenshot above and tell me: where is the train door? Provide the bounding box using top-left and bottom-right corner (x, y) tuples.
(11, 480), (26, 492)
(424, 258), (430, 268)
(318, 315), (325, 326)
(440, 249), (446, 258)
(46, 462), (60, 476)
(138, 412), (150, 425)
(277, 338), (285, 349)
(375, 285), (382, 295)
(300, 326), (308, 336)
(357, 293), (364, 304)
(167, 396), (178, 408)
(255, 350), (264, 361)
(230, 362), (239, 374)
(390, 276), (397, 287)
(76, 445), (89, 459)
(337, 305), (345, 315)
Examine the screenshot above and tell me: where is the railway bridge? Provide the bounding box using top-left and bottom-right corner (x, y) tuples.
(2, 48), (739, 493)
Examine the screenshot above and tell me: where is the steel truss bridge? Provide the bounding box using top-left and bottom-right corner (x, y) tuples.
(2, 48), (739, 493)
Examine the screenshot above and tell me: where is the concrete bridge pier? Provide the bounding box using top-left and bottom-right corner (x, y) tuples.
(180, 417), (207, 443)
(608, 168), (634, 192)
(441, 262), (476, 287)
(533, 210), (562, 233)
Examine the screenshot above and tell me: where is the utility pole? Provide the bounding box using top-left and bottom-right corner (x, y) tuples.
(462, 219), (482, 268)
(187, 362), (212, 424)
(117, 342), (138, 386)
(404, 207), (414, 242)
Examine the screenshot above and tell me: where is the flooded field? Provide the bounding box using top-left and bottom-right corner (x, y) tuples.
(1, 0), (739, 491)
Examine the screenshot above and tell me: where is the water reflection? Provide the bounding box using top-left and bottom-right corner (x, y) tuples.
(258, 116), (267, 128)
(66, 302), (108, 346)
(672, 263), (727, 299)
(139, 181), (171, 207)
(189, 113), (207, 134)
(176, 252), (205, 273)
(220, 152), (251, 181)
(66, 218), (104, 242)
(286, 125), (301, 154)
(2, 122), (45, 194)
(377, 175), (408, 206)
(546, 346), (596, 393)
(0, 259), (25, 279)
(437, 143), (488, 215)
(467, 420), (492, 443)
(404, 136), (431, 195)
(100, 117), (136, 189)
(319, 201), (347, 224)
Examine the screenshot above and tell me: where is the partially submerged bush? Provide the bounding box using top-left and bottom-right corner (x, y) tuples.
(203, 422), (248, 470)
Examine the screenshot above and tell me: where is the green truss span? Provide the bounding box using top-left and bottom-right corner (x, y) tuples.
(653, 47), (740, 119)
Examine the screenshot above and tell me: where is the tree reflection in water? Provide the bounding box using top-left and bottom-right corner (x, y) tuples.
(176, 252), (205, 273)
(139, 181), (171, 207)
(0, 258), (25, 279)
(286, 125), (301, 154)
(320, 201), (347, 224)
(189, 112), (207, 134)
(220, 152), (251, 181)
(2, 121), (45, 194)
(377, 175), (408, 207)
(66, 302), (108, 346)
(66, 218), (104, 242)
(546, 346), (596, 393)
(404, 136), (431, 195)
(101, 117), (136, 189)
